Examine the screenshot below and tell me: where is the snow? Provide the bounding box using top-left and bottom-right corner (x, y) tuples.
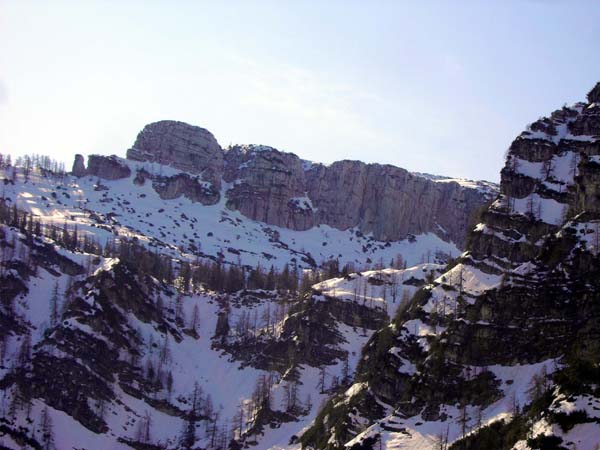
(344, 360), (560, 450)
(551, 393), (600, 418)
(400, 319), (441, 351)
(312, 264), (443, 316)
(344, 382), (367, 400)
(0, 220), (384, 449)
(512, 194), (567, 225)
(507, 150), (577, 225)
(522, 129), (597, 144)
(570, 220), (600, 254)
(512, 152), (577, 185)
(474, 222), (527, 243)
(4, 145), (595, 450)
(289, 195), (315, 212)
(520, 105), (597, 146)
(427, 263), (502, 305)
(515, 415), (600, 450)
(0, 165), (460, 272)
(412, 172), (498, 196)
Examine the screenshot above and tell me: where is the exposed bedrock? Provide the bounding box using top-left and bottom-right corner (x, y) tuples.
(81, 121), (497, 248)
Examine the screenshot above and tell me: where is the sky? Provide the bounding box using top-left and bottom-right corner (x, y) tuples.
(0, 1), (599, 182)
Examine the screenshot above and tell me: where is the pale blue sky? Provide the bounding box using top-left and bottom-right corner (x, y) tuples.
(1, 1), (599, 181)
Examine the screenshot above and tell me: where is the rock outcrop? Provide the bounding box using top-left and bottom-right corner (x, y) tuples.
(86, 155), (131, 180)
(222, 146), (496, 247)
(134, 169), (220, 205)
(223, 145), (316, 231)
(72, 154), (86, 177)
(588, 81), (600, 103)
(300, 81), (600, 450)
(306, 162), (491, 246)
(127, 120), (223, 188)
(87, 121), (496, 248)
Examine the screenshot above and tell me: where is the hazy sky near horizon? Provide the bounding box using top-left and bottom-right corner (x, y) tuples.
(1, 1), (599, 182)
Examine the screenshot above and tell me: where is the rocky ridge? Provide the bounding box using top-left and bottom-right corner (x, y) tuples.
(298, 83), (600, 450)
(73, 121), (496, 248)
(4, 79), (598, 450)
(0, 215), (423, 450)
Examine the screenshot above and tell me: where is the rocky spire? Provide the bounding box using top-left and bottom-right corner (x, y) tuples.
(71, 154), (86, 177)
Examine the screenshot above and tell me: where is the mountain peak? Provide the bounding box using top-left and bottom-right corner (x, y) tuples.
(126, 120), (223, 185)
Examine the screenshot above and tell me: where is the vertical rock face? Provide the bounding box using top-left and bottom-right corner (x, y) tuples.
(113, 121), (496, 247)
(468, 93), (600, 268)
(126, 120), (223, 188)
(72, 154), (86, 177)
(587, 81), (600, 103)
(223, 148), (495, 248)
(224, 145), (315, 231)
(305, 162), (492, 246)
(86, 155), (131, 180)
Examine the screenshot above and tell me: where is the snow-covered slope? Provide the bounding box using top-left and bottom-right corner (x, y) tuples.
(299, 83), (600, 450)
(312, 263), (444, 317)
(0, 161), (460, 273)
(0, 221), (385, 449)
(0, 181), (460, 450)
(0, 125), (492, 450)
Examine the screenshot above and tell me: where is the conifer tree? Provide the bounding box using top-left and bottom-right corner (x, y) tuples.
(49, 281), (61, 326)
(40, 406), (55, 450)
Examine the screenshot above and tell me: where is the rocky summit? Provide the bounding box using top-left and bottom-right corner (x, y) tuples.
(127, 120), (224, 186)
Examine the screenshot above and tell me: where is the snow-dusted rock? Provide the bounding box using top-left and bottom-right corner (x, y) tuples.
(86, 154), (131, 180)
(301, 81), (600, 450)
(82, 121), (497, 249)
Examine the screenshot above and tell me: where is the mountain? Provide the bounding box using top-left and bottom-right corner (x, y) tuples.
(299, 83), (600, 449)
(88, 119), (494, 249)
(0, 121), (492, 450)
(1, 80), (598, 450)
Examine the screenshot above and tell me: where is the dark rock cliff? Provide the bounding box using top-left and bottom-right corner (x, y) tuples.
(299, 82), (600, 450)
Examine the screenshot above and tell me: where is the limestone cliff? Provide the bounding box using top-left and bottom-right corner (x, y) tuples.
(88, 122), (497, 248)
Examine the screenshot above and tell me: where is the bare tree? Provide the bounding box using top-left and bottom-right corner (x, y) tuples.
(318, 367), (326, 394)
(434, 425), (449, 450)
(509, 391), (520, 417)
(135, 410), (152, 444)
(189, 303), (200, 337)
(49, 281), (61, 326)
(594, 222), (600, 256)
(342, 354), (350, 384)
(40, 406), (55, 450)
(458, 403), (470, 440)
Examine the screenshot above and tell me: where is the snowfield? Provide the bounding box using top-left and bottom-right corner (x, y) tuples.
(0, 163), (460, 272)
